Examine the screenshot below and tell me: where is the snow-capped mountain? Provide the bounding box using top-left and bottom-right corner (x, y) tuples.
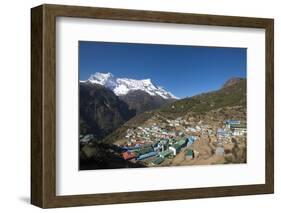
(82, 72), (178, 99)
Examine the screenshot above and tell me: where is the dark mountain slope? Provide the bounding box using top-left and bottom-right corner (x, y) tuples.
(79, 82), (136, 140)
(119, 90), (176, 114)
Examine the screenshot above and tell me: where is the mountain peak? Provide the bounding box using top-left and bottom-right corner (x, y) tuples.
(83, 72), (178, 99)
(89, 72), (114, 83)
(222, 77), (245, 88)
(142, 78), (152, 84)
(88, 72), (116, 89)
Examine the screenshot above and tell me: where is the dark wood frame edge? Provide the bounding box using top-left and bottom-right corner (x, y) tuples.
(31, 4), (274, 208)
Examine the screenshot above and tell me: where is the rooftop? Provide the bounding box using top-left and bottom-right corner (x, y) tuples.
(230, 123), (246, 128)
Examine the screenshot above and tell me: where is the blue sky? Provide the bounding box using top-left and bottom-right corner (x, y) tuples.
(79, 41), (246, 98)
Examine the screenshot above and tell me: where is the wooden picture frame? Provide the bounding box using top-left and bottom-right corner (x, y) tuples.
(31, 4), (274, 208)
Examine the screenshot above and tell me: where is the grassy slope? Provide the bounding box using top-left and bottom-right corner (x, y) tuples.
(159, 79), (246, 116)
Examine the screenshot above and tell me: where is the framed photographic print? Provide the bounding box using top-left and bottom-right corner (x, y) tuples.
(31, 4), (274, 208)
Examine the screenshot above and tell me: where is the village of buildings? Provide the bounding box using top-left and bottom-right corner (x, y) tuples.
(80, 114), (247, 167)
(113, 115), (247, 167)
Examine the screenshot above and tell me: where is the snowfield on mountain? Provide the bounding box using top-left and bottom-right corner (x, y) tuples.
(81, 72), (178, 99)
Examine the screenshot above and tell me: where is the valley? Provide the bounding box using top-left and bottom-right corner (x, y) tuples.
(79, 73), (247, 170)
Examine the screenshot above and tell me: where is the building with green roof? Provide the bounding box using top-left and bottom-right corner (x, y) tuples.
(185, 149), (194, 160)
(151, 157), (165, 165)
(159, 149), (173, 158)
(230, 123), (247, 136)
(176, 139), (186, 147)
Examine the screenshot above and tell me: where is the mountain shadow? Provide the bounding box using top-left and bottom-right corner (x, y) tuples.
(119, 90), (176, 114)
(79, 82), (136, 141)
